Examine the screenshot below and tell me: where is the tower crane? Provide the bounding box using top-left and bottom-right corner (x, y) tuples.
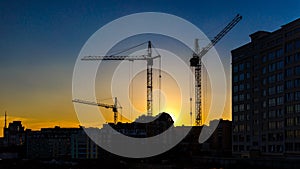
(72, 97), (122, 124)
(81, 41), (160, 117)
(190, 14), (242, 126)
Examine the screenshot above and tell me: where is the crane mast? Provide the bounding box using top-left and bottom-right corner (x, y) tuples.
(72, 97), (121, 124)
(81, 41), (160, 118)
(190, 14), (242, 126)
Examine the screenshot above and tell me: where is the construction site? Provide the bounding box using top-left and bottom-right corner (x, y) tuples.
(72, 14), (242, 127)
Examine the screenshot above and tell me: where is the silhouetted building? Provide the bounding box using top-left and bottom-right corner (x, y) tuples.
(25, 126), (80, 159)
(232, 18), (300, 157)
(3, 121), (25, 147)
(71, 128), (100, 159)
(207, 119), (232, 155)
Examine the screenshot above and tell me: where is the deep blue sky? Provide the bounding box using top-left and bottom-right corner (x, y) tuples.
(0, 0), (299, 131)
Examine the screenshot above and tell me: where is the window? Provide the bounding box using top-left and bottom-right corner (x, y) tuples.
(286, 92), (294, 102)
(286, 55), (293, 64)
(277, 96), (284, 105)
(296, 39), (300, 49)
(286, 42), (294, 53)
(269, 63), (276, 72)
(296, 91), (300, 101)
(269, 110), (276, 118)
(277, 85), (284, 93)
(277, 73), (284, 81)
(233, 65), (238, 73)
(286, 130), (294, 139)
(263, 90), (267, 96)
(233, 85), (238, 93)
(262, 78), (267, 85)
(296, 116), (300, 125)
(246, 72), (250, 79)
(268, 52), (276, 61)
(233, 105), (239, 113)
(268, 75), (276, 83)
(239, 94), (244, 101)
(246, 62), (250, 69)
(269, 86), (276, 95)
(246, 104), (250, 110)
(296, 79), (300, 88)
(239, 84), (244, 91)
(276, 61), (284, 70)
(287, 118), (294, 126)
(234, 75), (239, 82)
(269, 98), (276, 107)
(277, 109), (284, 117)
(239, 63), (244, 71)
(262, 67), (267, 74)
(269, 121), (276, 129)
(295, 53), (300, 61)
(276, 48), (284, 57)
(286, 80), (294, 89)
(262, 55), (267, 63)
(296, 66), (300, 76)
(296, 104), (300, 113)
(233, 115), (238, 122)
(233, 95), (238, 102)
(239, 104), (244, 111)
(239, 73), (244, 81)
(287, 105), (294, 114)
(262, 101), (267, 108)
(239, 114), (244, 121)
(286, 68), (293, 77)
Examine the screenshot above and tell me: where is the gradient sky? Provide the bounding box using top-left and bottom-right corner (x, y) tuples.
(0, 0), (299, 136)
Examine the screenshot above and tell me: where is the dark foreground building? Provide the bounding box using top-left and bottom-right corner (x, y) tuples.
(232, 18), (300, 157)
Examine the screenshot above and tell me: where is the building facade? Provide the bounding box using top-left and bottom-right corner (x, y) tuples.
(3, 121), (25, 147)
(25, 126), (80, 159)
(232, 18), (300, 157)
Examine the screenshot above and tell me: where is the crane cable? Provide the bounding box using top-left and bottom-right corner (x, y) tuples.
(107, 41), (149, 56)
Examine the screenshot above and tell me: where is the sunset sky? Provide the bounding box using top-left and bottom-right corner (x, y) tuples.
(0, 0), (299, 136)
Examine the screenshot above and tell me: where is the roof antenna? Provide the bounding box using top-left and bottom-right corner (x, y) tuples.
(4, 111), (7, 128)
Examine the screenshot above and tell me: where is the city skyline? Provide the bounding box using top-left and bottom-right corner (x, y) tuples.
(1, 1), (300, 137)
